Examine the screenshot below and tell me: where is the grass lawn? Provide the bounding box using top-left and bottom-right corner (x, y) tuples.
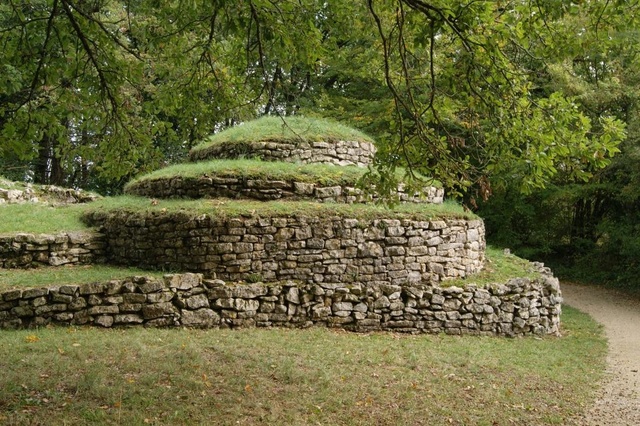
(0, 266), (164, 292)
(0, 204), (90, 234)
(0, 306), (605, 425)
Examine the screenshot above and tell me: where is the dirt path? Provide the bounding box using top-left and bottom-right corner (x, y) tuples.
(561, 282), (640, 426)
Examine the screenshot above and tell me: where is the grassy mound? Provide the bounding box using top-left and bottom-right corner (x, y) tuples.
(82, 196), (475, 224)
(189, 116), (374, 158)
(125, 159), (368, 190)
(125, 159), (442, 192)
(444, 246), (544, 287)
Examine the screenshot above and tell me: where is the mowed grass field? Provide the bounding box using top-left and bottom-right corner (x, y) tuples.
(0, 306), (605, 426)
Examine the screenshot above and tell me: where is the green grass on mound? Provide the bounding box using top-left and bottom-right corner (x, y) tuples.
(190, 116), (374, 156)
(83, 195), (476, 223)
(125, 159), (368, 189)
(443, 246), (543, 287)
(0, 307), (605, 425)
(0, 265), (164, 292)
(0, 203), (90, 234)
(125, 159), (442, 191)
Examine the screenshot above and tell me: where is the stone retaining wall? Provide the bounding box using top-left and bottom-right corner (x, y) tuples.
(86, 213), (485, 285)
(0, 184), (99, 205)
(189, 140), (376, 167)
(0, 269), (562, 336)
(0, 231), (106, 268)
(125, 176), (444, 204)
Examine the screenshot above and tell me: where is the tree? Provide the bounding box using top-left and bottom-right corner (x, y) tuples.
(362, 0), (625, 202)
(0, 0), (627, 197)
(477, 1), (640, 290)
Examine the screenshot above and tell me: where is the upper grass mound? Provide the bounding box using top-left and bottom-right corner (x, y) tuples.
(189, 116), (374, 158)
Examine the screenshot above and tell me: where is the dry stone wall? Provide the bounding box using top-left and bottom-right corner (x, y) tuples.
(0, 231), (106, 268)
(189, 140), (376, 167)
(125, 176), (445, 204)
(86, 213), (485, 285)
(0, 183), (99, 205)
(0, 268), (562, 336)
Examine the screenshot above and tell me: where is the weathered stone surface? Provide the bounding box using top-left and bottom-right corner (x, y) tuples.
(230, 285), (269, 299)
(181, 309), (220, 327)
(166, 273), (201, 290)
(88, 305), (119, 315)
(137, 280), (164, 294)
(94, 315), (114, 327)
(79, 282), (105, 295)
(114, 314), (144, 324)
(22, 288), (48, 299)
(186, 294), (209, 310)
(142, 302), (177, 319)
(234, 299), (260, 312)
(0, 231), (104, 269)
(0, 260), (560, 336)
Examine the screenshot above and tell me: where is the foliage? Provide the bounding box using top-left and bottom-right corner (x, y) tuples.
(363, 0), (625, 202)
(477, 1), (640, 292)
(0, 0), (628, 199)
(0, 308), (605, 425)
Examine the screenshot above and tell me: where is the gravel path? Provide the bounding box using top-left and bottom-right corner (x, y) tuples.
(561, 282), (640, 426)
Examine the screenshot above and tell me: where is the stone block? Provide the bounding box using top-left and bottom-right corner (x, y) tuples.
(114, 314), (144, 324)
(142, 302), (176, 319)
(181, 309), (220, 327)
(137, 280), (164, 294)
(165, 273), (201, 290)
(94, 315), (114, 327)
(88, 305), (119, 315)
(79, 282), (105, 295)
(22, 288), (48, 299)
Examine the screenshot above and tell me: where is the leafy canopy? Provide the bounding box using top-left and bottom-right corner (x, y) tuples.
(0, 0), (628, 199)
